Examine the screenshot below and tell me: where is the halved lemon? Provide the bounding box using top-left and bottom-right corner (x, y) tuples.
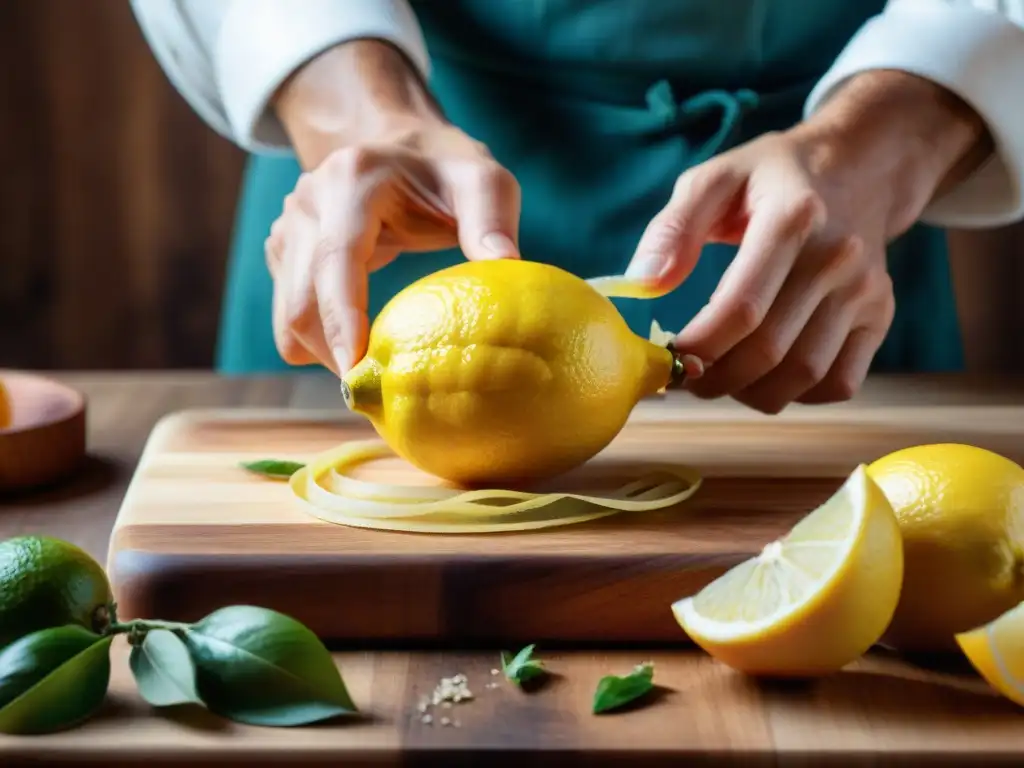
(672, 465), (904, 676)
(956, 601), (1024, 707)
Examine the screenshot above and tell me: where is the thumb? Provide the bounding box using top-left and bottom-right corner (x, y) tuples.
(446, 161), (522, 261)
(625, 165), (743, 292)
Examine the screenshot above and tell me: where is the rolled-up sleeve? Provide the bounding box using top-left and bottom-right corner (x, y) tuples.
(129, 0), (430, 154)
(805, 0), (1024, 228)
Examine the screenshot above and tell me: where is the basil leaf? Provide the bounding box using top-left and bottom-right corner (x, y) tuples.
(500, 644), (546, 686)
(0, 625), (112, 734)
(592, 661), (655, 714)
(240, 460), (305, 479)
(183, 605), (357, 726)
(130, 629), (202, 708)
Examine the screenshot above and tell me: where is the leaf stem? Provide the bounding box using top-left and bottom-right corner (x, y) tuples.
(106, 619), (192, 640)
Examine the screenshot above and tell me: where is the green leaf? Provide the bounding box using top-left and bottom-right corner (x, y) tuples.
(592, 661), (655, 714)
(500, 644), (546, 686)
(130, 629), (202, 708)
(183, 605), (357, 726)
(0, 625), (112, 734)
(240, 459), (305, 480)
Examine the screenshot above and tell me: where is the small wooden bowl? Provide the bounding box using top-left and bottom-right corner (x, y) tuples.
(0, 371), (87, 494)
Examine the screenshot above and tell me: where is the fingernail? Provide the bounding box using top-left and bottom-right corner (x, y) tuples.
(480, 232), (517, 258)
(333, 347), (352, 376)
(625, 252), (669, 281)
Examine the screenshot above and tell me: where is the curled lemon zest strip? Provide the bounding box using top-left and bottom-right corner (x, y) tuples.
(289, 440), (703, 534)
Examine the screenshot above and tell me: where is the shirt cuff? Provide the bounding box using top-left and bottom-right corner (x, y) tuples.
(805, 1), (1024, 228)
(215, 0), (430, 155)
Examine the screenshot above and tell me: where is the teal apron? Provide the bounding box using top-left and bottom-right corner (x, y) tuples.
(217, 0), (964, 375)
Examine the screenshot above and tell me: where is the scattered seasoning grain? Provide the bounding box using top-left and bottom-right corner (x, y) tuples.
(416, 673), (476, 726)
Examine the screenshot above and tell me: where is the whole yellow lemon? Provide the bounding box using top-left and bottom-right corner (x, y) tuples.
(341, 260), (687, 486)
(866, 443), (1024, 652)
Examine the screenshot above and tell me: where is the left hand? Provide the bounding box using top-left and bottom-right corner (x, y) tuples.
(625, 72), (988, 414)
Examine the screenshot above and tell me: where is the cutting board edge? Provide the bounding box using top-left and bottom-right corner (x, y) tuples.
(105, 544), (743, 643)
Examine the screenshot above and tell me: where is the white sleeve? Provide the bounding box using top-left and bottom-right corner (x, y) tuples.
(805, 0), (1024, 228)
(129, 0), (430, 155)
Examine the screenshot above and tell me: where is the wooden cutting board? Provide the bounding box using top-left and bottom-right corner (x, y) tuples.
(107, 396), (1024, 644)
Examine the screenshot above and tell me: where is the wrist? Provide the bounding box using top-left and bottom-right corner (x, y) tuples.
(272, 39), (447, 169)
(793, 70), (992, 232)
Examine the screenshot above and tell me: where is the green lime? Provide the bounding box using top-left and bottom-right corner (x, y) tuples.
(0, 535), (113, 649)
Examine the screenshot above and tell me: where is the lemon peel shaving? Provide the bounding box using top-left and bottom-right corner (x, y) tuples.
(288, 440), (702, 534)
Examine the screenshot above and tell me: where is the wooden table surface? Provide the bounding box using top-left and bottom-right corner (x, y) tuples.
(4, 371), (1024, 767)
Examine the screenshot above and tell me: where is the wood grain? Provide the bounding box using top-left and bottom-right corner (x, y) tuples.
(106, 395), (1024, 643)
(3, 373), (1024, 766)
(3, 642), (1024, 767)
(0, 0), (244, 371)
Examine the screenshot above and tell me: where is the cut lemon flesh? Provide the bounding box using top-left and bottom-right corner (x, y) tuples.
(956, 601), (1024, 707)
(672, 465), (904, 676)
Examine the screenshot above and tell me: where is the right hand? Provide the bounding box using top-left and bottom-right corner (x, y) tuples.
(265, 121), (522, 376)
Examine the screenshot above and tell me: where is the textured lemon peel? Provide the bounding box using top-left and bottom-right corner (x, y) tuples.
(288, 440), (703, 534)
(287, 273), (702, 534)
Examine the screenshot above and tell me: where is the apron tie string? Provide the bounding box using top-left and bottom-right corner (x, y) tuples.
(645, 79), (760, 162)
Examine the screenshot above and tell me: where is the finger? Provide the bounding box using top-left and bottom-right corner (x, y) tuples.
(274, 265), (331, 370)
(625, 163), (745, 293)
(272, 288), (319, 368)
(797, 313), (892, 405)
(731, 291), (858, 414)
(267, 207), (325, 369)
(674, 190), (825, 365)
(298, 157), (397, 374)
(445, 160), (522, 261)
(686, 237), (863, 400)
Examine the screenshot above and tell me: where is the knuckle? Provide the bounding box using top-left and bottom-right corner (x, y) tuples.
(732, 294), (768, 335)
(830, 376), (861, 402)
(294, 172), (315, 198)
(675, 162), (734, 202)
(742, 393), (787, 415)
(325, 145), (382, 178)
(750, 333), (787, 370)
(309, 236), (344, 274)
(781, 191), (826, 235)
(275, 332), (306, 364)
(476, 160), (518, 191)
(791, 354), (830, 388)
(281, 298), (314, 336)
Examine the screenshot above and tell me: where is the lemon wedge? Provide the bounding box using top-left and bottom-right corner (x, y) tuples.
(672, 465), (904, 676)
(956, 601), (1024, 707)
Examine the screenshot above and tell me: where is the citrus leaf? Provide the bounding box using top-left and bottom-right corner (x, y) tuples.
(0, 625), (112, 734)
(592, 661), (655, 714)
(501, 644), (546, 686)
(130, 629), (202, 708)
(183, 605), (357, 726)
(240, 460), (304, 480)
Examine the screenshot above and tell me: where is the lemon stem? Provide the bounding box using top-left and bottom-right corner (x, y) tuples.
(341, 357), (384, 418)
(106, 618), (193, 645)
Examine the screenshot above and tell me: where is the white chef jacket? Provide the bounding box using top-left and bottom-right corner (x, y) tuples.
(129, 0), (1024, 228)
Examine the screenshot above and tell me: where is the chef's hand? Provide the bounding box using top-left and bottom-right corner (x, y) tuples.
(265, 41), (520, 376)
(627, 71), (990, 414)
